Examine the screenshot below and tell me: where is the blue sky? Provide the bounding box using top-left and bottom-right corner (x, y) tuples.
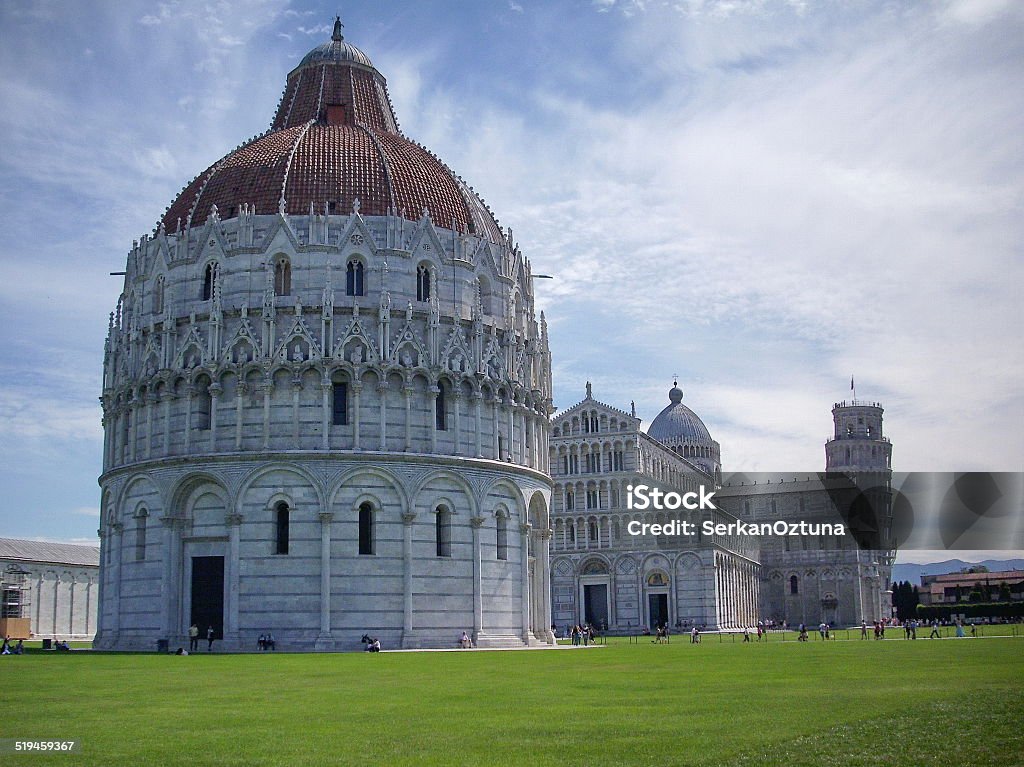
(1, 0), (1021, 563)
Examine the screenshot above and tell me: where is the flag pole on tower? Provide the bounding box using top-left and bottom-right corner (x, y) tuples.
(851, 375), (856, 402)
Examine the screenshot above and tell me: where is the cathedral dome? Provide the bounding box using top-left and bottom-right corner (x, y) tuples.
(647, 383), (714, 445)
(160, 19), (501, 241)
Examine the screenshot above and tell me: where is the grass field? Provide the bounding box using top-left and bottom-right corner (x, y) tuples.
(2, 638), (1022, 767)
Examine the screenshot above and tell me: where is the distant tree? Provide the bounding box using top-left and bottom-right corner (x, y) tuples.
(968, 587), (985, 603)
(954, 584), (963, 602)
(998, 582), (1012, 601)
(962, 565), (990, 574)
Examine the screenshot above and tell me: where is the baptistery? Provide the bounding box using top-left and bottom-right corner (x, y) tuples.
(95, 19), (554, 651)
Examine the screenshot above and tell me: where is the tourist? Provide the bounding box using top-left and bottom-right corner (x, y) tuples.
(207, 625), (215, 651)
(258, 634), (266, 651)
(265, 633), (276, 651)
(1, 636), (9, 655)
(743, 627), (750, 642)
(13, 639), (24, 655)
(955, 621), (965, 638)
(861, 620), (868, 639)
(189, 623), (199, 653)
(929, 620), (941, 639)
(459, 631), (472, 649)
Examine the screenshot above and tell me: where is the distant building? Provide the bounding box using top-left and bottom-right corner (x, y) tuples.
(0, 538), (100, 640)
(548, 382), (758, 632)
(918, 570), (1024, 606)
(549, 383), (896, 632)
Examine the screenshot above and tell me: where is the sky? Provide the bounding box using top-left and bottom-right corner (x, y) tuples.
(0, 0), (1021, 564)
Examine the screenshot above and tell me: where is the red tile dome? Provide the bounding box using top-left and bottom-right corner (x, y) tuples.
(161, 18), (502, 241)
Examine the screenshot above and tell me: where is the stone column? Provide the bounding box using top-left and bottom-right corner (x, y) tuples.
(714, 556), (722, 628)
(159, 517), (185, 641)
(291, 377), (302, 446)
(471, 516), (484, 641)
(126, 403), (137, 464)
(492, 400), (500, 459)
(429, 386), (439, 453)
(235, 383), (247, 450)
(320, 382), (331, 450)
(378, 381), (388, 450)
(162, 393), (173, 456)
(145, 393), (154, 459)
(474, 392), (483, 458)
(402, 511), (415, 645)
(261, 382), (272, 449)
(403, 385), (414, 451)
(507, 402), (515, 462)
(520, 523), (531, 643)
(225, 513), (242, 644)
(452, 392), (462, 455)
(316, 512), (334, 649)
(540, 527), (554, 643)
(352, 382), (362, 449)
(184, 386), (195, 454)
(209, 383), (222, 449)
(109, 523), (123, 638)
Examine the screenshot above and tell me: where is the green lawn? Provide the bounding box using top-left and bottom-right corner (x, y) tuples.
(2, 638), (1021, 766)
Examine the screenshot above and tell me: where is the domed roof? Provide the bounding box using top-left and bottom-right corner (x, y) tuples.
(647, 383), (715, 445)
(297, 18), (374, 69)
(160, 19), (502, 241)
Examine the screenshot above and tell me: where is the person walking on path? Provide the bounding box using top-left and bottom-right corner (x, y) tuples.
(189, 623), (199, 652)
(207, 625), (215, 651)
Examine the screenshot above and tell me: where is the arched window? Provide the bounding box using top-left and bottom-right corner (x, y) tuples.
(790, 575), (799, 595)
(589, 520), (598, 541)
(435, 381), (447, 430)
(346, 259), (364, 296)
(202, 262), (217, 301)
(496, 514), (508, 560)
(195, 379), (212, 431)
(135, 511), (147, 561)
(358, 502), (374, 555)
(153, 276), (164, 315)
(478, 275), (492, 314)
(274, 256), (291, 296)
(435, 506), (452, 557)
(332, 380), (348, 425)
(274, 502), (290, 555)
(416, 264), (431, 302)
(565, 489), (574, 510)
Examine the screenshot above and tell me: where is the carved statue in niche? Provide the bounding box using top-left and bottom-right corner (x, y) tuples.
(292, 343), (304, 362)
(401, 349), (414, 367)
(350, 345), (363, 364)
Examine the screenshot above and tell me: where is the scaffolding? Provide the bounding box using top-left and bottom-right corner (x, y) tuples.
(1, 566), (32, 639)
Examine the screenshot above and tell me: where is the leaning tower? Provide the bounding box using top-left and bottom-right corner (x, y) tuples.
(95, 19), (554, 651)
(825, 395), (894, 620)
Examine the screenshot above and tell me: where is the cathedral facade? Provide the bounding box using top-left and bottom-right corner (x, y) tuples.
(95, 21), (554, 651)
(548, 383), (760, 632)
(549, 385), (894, 632)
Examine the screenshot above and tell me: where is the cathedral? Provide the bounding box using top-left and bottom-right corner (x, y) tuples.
(549, 383), (894, 633)
(95, 20), (555, 651)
